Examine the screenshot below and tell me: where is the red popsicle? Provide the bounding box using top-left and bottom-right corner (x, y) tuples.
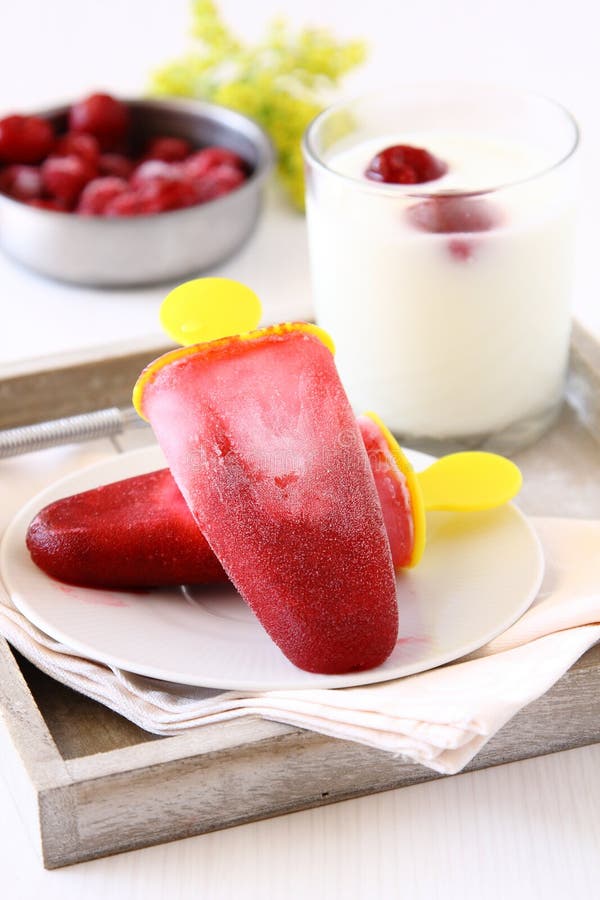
(134, 323), (398, 674)
(26, 468), (226, 589)
(357, 413), (422, 568)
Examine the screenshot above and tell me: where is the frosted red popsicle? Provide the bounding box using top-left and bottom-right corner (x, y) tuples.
(26, 468), (226, 589)
(357, 414), (420, 568)
(134, 323), (398, 674)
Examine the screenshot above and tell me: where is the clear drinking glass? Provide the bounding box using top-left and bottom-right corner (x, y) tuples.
(302, 85), (579, 454)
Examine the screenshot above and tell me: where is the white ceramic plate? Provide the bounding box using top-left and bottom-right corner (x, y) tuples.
(1, 445), (543, 691)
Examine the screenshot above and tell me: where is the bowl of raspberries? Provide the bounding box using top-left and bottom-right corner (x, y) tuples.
(0, 93), (273, 286)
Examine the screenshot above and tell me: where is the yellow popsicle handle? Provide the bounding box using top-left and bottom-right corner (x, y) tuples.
(160, 278), (262, 346)
(417, 452), (522, 512)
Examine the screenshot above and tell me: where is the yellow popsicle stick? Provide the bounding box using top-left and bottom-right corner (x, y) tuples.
(417, 452), (522, 513)
(366, 414), (523, 568)
(160, 277), (263, 346)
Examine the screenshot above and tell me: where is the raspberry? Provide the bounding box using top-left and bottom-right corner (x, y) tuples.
(0, 164), (43, 201)
(447, 239), (474, 261)
(195, 164), (246, 202)
(406, 196), (500, 262)
(184, 146), (245, 180)
(406, 196), (499, 233)
(128, 160), (192, 213)
(175, 179), (203, 208)
(0, 115), (54, 164)
(54, 132), (100, 166)
(136, 178), (187, 214)
(153, 176), (200, 210)
(143, 136), (192, 162)
(104, 191), (145, 216)
(365, 145), (447, 185)
(130, 159), (182, 187)
(69, 94), (129, 151)
(41, 154), (96, 205)
(77, 176), (128, 215)
(98, 153), (134, 179)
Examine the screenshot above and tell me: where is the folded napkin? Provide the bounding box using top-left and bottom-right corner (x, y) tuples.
(1, 516), (599, 775)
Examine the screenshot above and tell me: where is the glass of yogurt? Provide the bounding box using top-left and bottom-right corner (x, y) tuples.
(302, 85), (580, 453)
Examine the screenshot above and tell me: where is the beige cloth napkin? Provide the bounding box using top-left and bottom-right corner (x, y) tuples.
(1, 516), (599, 775)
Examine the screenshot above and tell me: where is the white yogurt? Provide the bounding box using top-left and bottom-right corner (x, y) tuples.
(305, 131), (577, 448)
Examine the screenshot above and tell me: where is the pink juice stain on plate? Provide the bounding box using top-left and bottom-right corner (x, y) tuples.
(58, 583), (128, 607)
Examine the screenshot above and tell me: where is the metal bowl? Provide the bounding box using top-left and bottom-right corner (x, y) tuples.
(0, 98), (274, 287)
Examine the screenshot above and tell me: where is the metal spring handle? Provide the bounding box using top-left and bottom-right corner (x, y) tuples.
(0, 406), (147, 459)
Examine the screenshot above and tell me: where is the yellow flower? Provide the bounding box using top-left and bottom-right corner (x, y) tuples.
(149, 1), (366, 210)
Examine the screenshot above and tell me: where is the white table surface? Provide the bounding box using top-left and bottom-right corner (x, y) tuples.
(2, 0), (600, 896)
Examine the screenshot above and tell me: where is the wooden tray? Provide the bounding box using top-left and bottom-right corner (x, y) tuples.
(1, 321), (599, 869)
